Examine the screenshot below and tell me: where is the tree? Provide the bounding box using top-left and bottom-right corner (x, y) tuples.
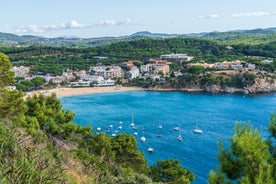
(0, 53), (27, 122)
(31, 77), (46, 90)
(267, 113), (276, 181)
(0, 52), (14, 87)
(111, 133), (148, 173)
(149, 159), (194, 183)
(209, 123), (275, 184)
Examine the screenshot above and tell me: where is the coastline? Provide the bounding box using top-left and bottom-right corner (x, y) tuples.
(25, 86), (144, 98)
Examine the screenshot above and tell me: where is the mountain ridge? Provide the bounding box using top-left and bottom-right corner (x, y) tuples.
(0, 27), (276, 47)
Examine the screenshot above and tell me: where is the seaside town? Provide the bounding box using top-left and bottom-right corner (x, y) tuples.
(10, 52), (274, 93)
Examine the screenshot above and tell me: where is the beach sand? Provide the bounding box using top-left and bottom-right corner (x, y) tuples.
(25, 86), (144, 98)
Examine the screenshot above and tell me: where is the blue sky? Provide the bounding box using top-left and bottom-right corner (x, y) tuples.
(1, 0), (276, 38)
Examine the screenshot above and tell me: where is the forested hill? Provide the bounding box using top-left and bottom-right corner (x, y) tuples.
(0, 27), (276, 47)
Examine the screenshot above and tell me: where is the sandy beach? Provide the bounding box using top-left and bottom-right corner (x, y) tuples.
(25, 86), (144, 98)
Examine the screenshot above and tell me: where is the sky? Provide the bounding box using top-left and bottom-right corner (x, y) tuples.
(1, 0), (276, 38)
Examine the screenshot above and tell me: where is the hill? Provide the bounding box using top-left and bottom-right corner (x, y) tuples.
(1, 27), (276, 47)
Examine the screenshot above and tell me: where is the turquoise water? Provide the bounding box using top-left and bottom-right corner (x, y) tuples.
(61, 91), (276, 183)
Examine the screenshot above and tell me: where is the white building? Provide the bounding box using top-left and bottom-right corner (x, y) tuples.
(160, 53), (194, 61)
(97, 79), (115, 86)
(92, 66), (122, 79)
(247, 63), (256, 70)
(12, 66), (30, 78)
(261, 60), (273, 64)
(80, 75), (104, 83)
(129, 67), (140, 79)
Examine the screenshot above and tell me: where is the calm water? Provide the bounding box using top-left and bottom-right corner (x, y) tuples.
(61, 91), (276, 183)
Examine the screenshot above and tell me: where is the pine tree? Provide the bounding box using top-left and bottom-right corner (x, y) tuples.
(208, 123), (275, 184)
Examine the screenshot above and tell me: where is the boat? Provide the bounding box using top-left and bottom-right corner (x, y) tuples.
(130, 114), (135, 127)
(141, 136), (146, 142)
(194, 124), (203, 134)
(141, 129), (146, 142)
(156, 133), (162, 138)
(111, 133), (117, 137)
(118, 126), (122, 130)
(174, 127), (180, 131)
(148, 147), (154, 153)
(96, 127), (101, 131)
(108, 124), (113, 128)
(177, 129), (182, 141)
(134, 132), (138, 136)
(156, 124), (163, 137)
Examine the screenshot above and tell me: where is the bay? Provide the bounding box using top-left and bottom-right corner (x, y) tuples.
(61, 91), (276, 183)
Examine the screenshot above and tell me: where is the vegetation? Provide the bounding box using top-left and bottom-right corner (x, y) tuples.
(0, 34), (275, 76)
(1, 52), (195, 183)
(208, 117), (276, 184)
(1, 29), (276, 182)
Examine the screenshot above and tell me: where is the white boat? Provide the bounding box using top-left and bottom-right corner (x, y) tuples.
(156, 134), (162, 138)
(111, 133), (117, 137)
(177, 129), (182, 141)
(109, 124), (113, 128)
(118, 126), (122, 130)
(119, 121), (123, 124)
(158, 124), (163, 129)
(96, 127), (101, 131)
(130, 114), (135, 126)
(141, 128), (146, 142)
(194, 124), (203, 134)
(148, 147), (154, 153)
(174, 127), (180, 131)
(134, 132), (138, 136)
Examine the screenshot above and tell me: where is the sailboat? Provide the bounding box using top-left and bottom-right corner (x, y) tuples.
(194, 123), (203, 134)
(177, 128), (182, 141)
(141, 129), (146, 142)
(130, 114), (135, 127)
(156, 124), (163, 138)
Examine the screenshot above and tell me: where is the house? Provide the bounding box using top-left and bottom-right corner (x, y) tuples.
(70, 81), (90, 87)
(261, 60), (273, 64)
(246, 63), (256, 70)
(214, 60), (242, 70)
(160, 53), (194, 61)
(122, 60), (141, 68)
(187, 63), (214, 68)
(155, 65), (170, 75)
(129, 66), (140, 79)
(12, 66), (30, 78)
(92, 66), (122, 79)
(97, 79), (115, 86)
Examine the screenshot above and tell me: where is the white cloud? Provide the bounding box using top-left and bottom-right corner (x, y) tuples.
(97, 18), (138, 26)
(14, 19), (138, 34)
(198, 14), (221, 19)
(232, 11), (276, 17)
(15, 25), (44, 34)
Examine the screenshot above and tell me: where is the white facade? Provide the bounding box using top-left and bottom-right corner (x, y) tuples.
(97, 79), (115, 86)
(12, 66), (30, 77)
(129, 67), (140, 79)
(80, 75), (104, 82)
(261, 60), (273, 64)
(160, 53), (194, 61)
(92, 66), (122, 79)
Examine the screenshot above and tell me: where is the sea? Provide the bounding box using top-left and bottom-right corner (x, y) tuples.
(61, 91), (276, 183)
